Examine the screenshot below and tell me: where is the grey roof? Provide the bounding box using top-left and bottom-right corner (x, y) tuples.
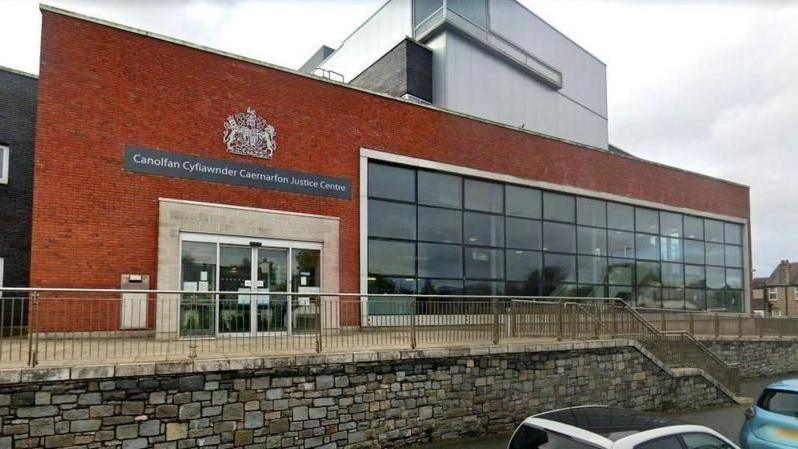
(762, 262), (798, 286)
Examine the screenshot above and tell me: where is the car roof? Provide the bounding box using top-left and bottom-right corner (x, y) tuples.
(531, 406), (686, 442)
(765, 379), (798, 392)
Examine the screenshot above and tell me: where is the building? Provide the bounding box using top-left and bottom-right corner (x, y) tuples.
(0, 67), (37, 295)
(27, 5), (750, 337)
(301, 0), (608, 149)
(751, 260), (798, 317)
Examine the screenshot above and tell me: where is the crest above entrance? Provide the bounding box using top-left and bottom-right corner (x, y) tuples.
(223, 107), (277, 159)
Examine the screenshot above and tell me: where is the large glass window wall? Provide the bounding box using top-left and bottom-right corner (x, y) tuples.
(367, 161), (746, 312)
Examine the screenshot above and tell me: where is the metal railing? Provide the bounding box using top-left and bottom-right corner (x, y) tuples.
(0, 288), (775, 393)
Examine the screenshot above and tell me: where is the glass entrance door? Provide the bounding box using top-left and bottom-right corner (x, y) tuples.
(256, 248), (289, 333)
(179, 234), (323, 338)
(219, 245), (252, 334)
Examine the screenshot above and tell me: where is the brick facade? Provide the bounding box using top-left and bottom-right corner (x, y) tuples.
(0, 68), (37, 295)
(32, 10), (750, 324)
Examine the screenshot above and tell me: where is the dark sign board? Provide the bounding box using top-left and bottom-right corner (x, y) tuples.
(124, 146), (351, 199)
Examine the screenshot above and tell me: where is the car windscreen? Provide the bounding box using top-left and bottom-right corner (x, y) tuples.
(509, 425), (601, 449)
(758, 389), (798, 417)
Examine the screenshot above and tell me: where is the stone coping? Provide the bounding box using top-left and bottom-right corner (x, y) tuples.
(694, 335), (798, 342)
(0, 338), (747, 405)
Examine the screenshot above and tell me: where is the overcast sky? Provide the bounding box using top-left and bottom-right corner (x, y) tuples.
(1, 0), (796, 276)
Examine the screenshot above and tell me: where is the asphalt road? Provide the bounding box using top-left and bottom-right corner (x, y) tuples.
(412, 373), (798, 449)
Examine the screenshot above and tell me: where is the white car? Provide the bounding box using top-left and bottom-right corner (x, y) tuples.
(509, 406), (741, 449)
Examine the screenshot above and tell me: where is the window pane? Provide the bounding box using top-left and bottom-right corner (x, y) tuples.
(577, 226), (607, 256)
(684, 216), (704, 240)
(506, 250), (542, 282)
(368, 163), (414, 202)
(660, 212), (683, 237)
(417, 170), (461, 208)
(607, 203), (634, 231)
(662, 263), (684, 287)
(636, 436), (684, 449)
(369, 239), (415, 276)
(546, 283), (578, 297)
(726, 268), (743, 289)
(181, 241), (218, 290)
(726, 291), (743, 313)
(418, 278), (463, 295)
(506, 218), (541, 250)
(413, 0), (443, 26)
(465, 280), (504, 295)
(685, 265), (706, 288)
(543, 222), (575, 253)
(724, 222), (742, 245)
(637, 261), (661, 286)
(663, 288), (685, 309)
(759, 390), (798, 418)
(660, 237), (683, 262)
(682, 433), (733, 449)
(368, 276), (415, 315)
(610, 285), (634, 302)
(706, 290), (726, 311)
(637, 287), (661, 308)
(706, 266), (725, 289)
(706, 243), (725, 265)
(543, 192), (575, 222)
(578, 256), (607, 284)
(577, 198), (606, 227)
(465, 247), (504, 279)
(725, 245), (742, 267)
(418, 206), (462, 243)
(543, 253), (576, 283)
(608, 259), (634, 285)
(464, 212), (504, 247)
(418, 243), (461, 278)
(635, 234), (660, 260)
(368, 276), (415, 294)
(577, 284), (606, 298)
(464, 179), (503, 213)
(368, 200), (416, 239)
(506, 185), (541, 218)
(705, 219), (724, 242)
(608, 230), (635, 258)
(506, 281), (540, 296)
(686, 289), (706, 310)
(684, 240), (705, 264)
(448, 0), (487, 26)
(636, 208), (659, 234)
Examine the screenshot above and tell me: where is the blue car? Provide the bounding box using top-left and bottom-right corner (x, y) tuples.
(741, 379), (798, 449)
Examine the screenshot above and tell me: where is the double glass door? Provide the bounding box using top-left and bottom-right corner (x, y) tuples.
(180, 235), (321, 338)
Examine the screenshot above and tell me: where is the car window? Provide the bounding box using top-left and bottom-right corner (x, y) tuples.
(635, 436), (683, 449)
(681, 433), (732, 449)
(758, 389), (798, 417)
(509, 425), (600, 449)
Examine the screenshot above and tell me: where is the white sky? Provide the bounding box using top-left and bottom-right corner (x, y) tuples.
(1, 0), (796, 276)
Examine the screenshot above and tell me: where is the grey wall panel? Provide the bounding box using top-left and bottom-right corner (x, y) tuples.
(488, 0), (608, 118)
(319, 0), (413, 82)
(440, 31), (607, 148)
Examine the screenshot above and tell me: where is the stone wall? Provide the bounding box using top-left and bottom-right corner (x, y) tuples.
(700, 337), (798, 378)
(0, 341), (736, 449)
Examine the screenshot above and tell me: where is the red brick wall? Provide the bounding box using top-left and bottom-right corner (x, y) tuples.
(32, 11), (750, 301)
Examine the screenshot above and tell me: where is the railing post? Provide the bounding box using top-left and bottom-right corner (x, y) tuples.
(315, 296), (323, 353)
(758, 317), (764, 338)
(26, 291), (40, 367)
(410, 297), (417, 350)
(557, 302), (564, 341)
(689, 313), (695, 336)
(714, 313), (720, 338)
(661, 310), (666, 332)
(779, 317), (785, 339)
(492, 298), (500, 345)
(611, 302), (618, 338)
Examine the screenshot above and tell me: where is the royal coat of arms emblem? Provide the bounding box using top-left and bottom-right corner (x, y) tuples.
(223, 107), (277, 159)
